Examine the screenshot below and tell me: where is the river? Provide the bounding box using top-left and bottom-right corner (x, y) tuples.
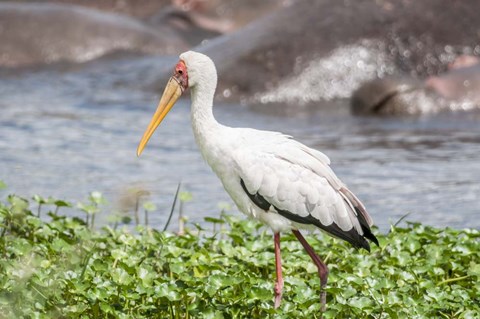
(0, 56), (479, 231)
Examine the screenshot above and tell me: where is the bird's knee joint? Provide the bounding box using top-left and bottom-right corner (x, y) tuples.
(319, 266), (329, 284)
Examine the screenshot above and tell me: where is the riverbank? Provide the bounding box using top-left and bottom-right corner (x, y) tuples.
(0, 192), (478, 318)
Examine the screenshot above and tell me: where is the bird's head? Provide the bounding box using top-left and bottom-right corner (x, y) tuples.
(136, 51), (216, 156)
(179, 51), (217, 89)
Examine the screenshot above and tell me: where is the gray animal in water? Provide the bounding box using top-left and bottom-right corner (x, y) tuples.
(188, 0), (480, 106)
(0, 2), (187, 67)
(351, 62), (480, 115)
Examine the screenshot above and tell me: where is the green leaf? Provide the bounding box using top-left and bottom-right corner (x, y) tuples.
(349, 296), (372, 309)
(468, 262), (480, 278)
(155, 283), (181, 301)
(143, 201), (156, 211)
(8, 194), (30, 215)
(204, 217), (225, 224)
(32, 194), (47, 204)
(111, 249), (128, 260)
(111, 267), (133, 285)
(89, 191), (106, 205)
(179, 191), (193, 202)
(54, 200), (73, 208)
(77, 202), (98, 215)
(0, 192), (478, 319)
(138, 267), (154, 286)
(202, 309), (225, 319)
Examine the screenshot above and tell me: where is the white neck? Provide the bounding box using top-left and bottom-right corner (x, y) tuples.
(190, 79), (223, 155)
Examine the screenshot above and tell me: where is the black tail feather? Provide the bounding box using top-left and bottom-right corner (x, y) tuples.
(355, 207), (379, 247)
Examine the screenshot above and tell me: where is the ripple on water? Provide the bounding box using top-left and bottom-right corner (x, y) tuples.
(0, 63), (479, 231)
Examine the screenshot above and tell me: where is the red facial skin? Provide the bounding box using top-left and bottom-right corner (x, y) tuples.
(174, 60), (188, 92)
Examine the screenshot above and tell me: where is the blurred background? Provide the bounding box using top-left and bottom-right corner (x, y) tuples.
(0, 0), (479, 231)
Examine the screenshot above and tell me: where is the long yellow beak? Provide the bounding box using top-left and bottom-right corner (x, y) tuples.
(137, 77), (183, 156)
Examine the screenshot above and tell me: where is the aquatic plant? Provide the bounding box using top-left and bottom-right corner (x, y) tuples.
(0, 192), (478, 318)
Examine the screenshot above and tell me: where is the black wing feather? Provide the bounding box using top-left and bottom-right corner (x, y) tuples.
(240, 179), (376, 251)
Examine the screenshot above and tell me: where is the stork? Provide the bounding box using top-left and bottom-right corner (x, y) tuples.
(137, 51), (378, 310)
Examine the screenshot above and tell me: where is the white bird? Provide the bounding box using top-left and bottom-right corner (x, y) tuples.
(137, 51), (378, 311)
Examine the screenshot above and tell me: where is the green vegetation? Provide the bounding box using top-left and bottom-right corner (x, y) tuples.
(0, 191), (479, 318)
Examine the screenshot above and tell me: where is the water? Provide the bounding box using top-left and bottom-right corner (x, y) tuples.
(0, 57), (479, 231)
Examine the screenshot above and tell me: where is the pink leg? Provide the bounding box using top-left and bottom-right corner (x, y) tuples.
(274, 232), (284, 309)
(292, 230), (329, 312)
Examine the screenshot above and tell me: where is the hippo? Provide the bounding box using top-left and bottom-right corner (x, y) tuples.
(146, 6), (223, 47)
(0, 2), (187, 68)
(175, 0), (480, 107)
(426, 64), (480, 105)
(0, 0), (286, 68)
(351, 77), (441, 116)
(351, 58), (480, 115)
(27, 0), (171, 19)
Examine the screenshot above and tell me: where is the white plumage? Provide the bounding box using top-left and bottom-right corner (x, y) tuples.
(206, 128), (361, 232)
(137, 51), (378, 310)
